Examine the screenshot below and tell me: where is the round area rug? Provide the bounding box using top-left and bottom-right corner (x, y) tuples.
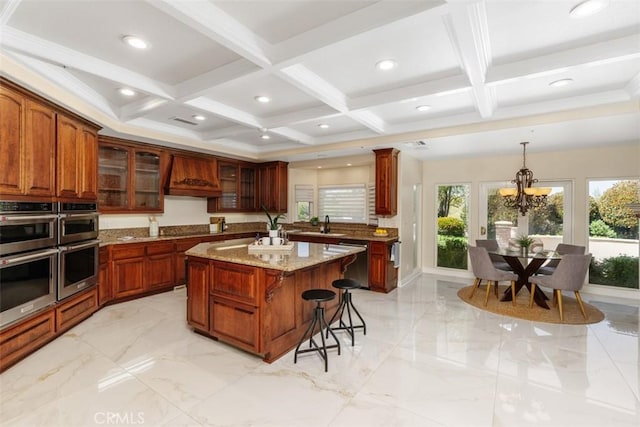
(457, 284), (605, 325)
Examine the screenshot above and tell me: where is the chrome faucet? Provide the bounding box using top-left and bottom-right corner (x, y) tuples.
(323, 215), (330, 234)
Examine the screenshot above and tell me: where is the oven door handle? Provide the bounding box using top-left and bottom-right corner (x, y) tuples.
(58, 213), (97, 219)
(58, 240), (100, 252)
(1, 248), (58, 265)
(0, 214), (58, 222)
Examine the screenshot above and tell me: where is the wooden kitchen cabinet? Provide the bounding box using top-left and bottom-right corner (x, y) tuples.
(98, 137), (165, 213)
(175, 237), (206, 286)
(369, 240), (398, 293)
(55, 287), (98, 333)
(186, 258), (210, 331)
(98, 246), (112, 306)
(373, 148), (398, 216)
(145, 241), (175, 290)
(0, 84), (56, 198)
(111, 244), (146, 299)
(57, 113), (99, 201)
(258, 161), (288, 212)
(208, 160), (257, 212)
(0, 308), (56, 373)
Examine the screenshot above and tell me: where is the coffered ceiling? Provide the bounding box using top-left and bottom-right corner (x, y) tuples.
(1, 0), (639, 162)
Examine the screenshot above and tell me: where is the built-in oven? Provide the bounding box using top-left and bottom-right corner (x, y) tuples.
(0, 201), (57, 256)
(57, 239), (99, 301)
(0, 248), (57, 329)
(58, 202), (99, 245)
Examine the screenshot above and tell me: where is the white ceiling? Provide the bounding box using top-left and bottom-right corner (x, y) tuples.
(1, 0), (639, 163)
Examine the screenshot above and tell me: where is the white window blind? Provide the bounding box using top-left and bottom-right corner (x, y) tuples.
(294, 185), (314, 202)
(318, 184), (366, 223)
(368, 182), (378, 226)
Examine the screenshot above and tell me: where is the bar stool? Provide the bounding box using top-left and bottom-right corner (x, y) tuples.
(294, 289), (341, 372)
(327, 278), (366, 346)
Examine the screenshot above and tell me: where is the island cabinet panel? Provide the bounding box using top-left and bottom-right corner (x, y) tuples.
(0, 308), (56, 373)
(186, 258), (210, 332)
(210, 261), (258, 305)
(210, 297), (259, 353)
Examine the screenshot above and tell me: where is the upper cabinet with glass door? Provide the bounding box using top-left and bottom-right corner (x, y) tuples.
(207, 161), (256, 212)
(98, 137), (165, 213)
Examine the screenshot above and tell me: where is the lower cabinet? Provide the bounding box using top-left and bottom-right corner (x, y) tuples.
(55, 288), (98, 333)
(0, 287), (98, 373)
(209, 297), (259, 353)
(369, 241), (398, 293)
(145, 241), (175, 290)
(112, 244), (146, 299)
(98, 246), (111, 306)
(186, 258), (209, 332)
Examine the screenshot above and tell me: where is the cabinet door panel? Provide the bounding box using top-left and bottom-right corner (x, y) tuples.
(0, 86), (24, 195)
(210, 298), (258, 352)
(57, 115), (80, 198)
(112, 257), (145, 298)
(187, 259), (209, 331)
(79, 128), (98, 200)
(24, 100), (56, 196)
(145, 253), (175, 290)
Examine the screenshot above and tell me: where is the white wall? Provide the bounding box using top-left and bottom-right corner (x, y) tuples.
(397, 152), (423, 283)
(421, 143), (640, 270)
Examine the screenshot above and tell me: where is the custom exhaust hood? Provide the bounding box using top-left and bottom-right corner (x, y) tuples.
(165, 155), (221, 197)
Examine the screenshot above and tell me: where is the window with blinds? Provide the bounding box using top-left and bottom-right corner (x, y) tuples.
(318, 184), (366, 223)
(294, 184), (314, 221)
(368, 182), (378, 226)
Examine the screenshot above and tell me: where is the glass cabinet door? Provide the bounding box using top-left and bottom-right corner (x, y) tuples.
(219, 162), (238, 209)
(134, 151), (160, 209)
(98, 146), (129, 209)
(240, 166), (256, 210)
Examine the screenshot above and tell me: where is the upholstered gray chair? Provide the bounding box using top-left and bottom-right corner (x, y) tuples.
(476, 239), (512, 271)
(537, 243), (586, 275)
(468, 246), (519, 306)
(529, 253), (592, 321)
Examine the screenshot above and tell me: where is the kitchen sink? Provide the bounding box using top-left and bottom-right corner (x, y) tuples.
(297, 231), (346, 237)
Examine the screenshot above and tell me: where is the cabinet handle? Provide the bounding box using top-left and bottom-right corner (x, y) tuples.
(235, 307), (253, 315)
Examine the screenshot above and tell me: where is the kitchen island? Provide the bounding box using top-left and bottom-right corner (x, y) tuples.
(185, 238), (365, 362)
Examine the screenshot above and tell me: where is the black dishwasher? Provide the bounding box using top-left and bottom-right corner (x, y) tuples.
(338, 240), (369, 289)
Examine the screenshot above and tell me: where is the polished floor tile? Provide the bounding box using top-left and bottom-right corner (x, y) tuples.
(1, 276), (638, 426)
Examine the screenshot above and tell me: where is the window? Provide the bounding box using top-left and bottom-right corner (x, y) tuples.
(436, 184), (469, 270)
(368, 182), (378, 226)
(294, 185), (314, 221)
(318, 185), (366, 223)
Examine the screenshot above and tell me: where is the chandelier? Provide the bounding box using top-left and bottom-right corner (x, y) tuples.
(498, 141), (551, 216)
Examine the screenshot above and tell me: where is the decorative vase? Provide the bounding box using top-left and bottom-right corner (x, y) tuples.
(269, 229), (279, 238)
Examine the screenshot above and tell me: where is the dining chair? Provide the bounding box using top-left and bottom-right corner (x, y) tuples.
(468, 246), (519, 306)
(475, 239), (512, 271)
(536, 243), (586, 275)
(529, 253), (592, 321)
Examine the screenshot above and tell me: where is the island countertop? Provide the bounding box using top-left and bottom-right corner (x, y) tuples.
(185, 238), (365, 271)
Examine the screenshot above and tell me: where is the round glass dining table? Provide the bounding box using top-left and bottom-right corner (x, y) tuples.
(488, 249), (562, 309)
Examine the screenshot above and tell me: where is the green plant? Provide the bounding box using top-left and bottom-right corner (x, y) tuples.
(437, 235), (468, 269)
(310, 216), (319, 226)
(589, 219), (617, 238)
(589, 255), (639, 288)
(437, 217), (465, 237)
(262, 205), (285, 230)
(516, 234), (535, 248)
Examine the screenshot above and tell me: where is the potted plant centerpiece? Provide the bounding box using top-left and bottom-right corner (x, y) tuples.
(310, 217), (319, 226)
(262, 205), (285, 239)
(516, 234), (535, 256)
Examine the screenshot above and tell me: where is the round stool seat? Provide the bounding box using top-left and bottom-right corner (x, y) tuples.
(302, 289), (336, 302)
(332, 278), (361, 290)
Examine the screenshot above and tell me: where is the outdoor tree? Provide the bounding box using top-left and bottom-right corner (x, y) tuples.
(598, 180), (639, 238)
(589, 195), (601, 223)
(437, 186), (466, 218)
(529, 192), (563, 235)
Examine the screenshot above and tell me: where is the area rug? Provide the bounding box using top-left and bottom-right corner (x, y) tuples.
(457, 284), (605, 325)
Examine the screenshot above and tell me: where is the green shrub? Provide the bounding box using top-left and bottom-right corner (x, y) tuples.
(437, 235), (468, 269)
(437, 217), (465, 237)
(589, 255), (639, 288)
(589, 220), (616, 238)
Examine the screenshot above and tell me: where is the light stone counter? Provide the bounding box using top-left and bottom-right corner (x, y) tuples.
(185, 238), (365, 272)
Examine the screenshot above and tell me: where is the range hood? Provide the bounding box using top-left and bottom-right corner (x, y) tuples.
(165, 155), (221, 197)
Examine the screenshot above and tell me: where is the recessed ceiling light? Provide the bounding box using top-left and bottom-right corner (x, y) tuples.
(416, 105), (431, 112)
(318, 123), (329, 129)
(376, 59), (397, 71)
(347, 163), (352, 167)
(569, 0), (609, 18)
(122, 35), (148, 49)
(317, 166), (322, 169)
(254, 95), (271, 103)
(549, 78), (574, 87)
(192, 114), (206, 121)
(260, 134), (270, 140)
(118, 88), (136, 97)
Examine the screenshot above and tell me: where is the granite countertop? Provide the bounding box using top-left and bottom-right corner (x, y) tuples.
(286, 230), (398, 243)
(185, 238), (366, 272)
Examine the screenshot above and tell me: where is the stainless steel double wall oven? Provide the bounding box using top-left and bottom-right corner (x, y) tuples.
(0, 201), (99, 329)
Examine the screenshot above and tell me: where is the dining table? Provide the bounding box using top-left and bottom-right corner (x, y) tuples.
(488, 248), (562, 309)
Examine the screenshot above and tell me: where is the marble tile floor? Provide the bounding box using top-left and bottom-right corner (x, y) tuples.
(1, 275), (639, 427)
